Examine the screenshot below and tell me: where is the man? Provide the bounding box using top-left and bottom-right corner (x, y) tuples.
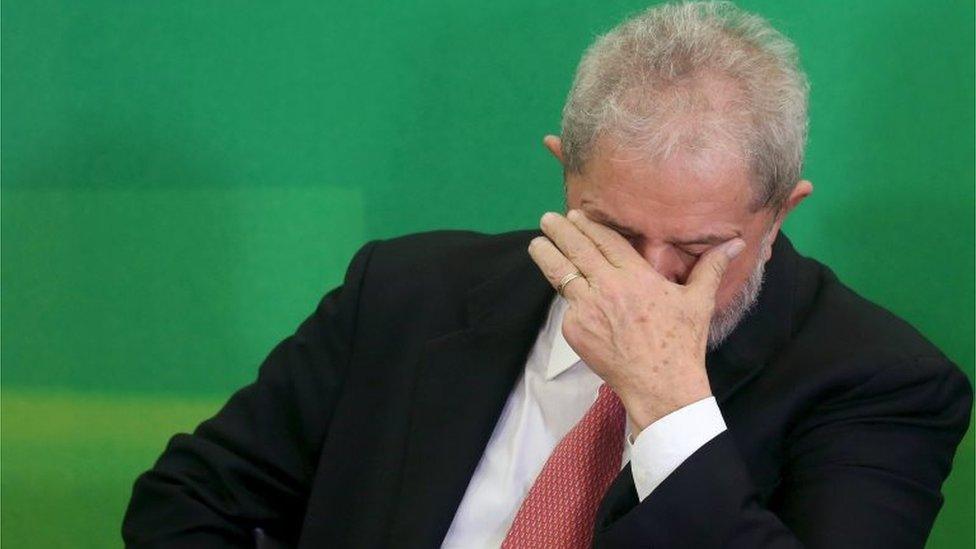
(122, 2), (972, 548)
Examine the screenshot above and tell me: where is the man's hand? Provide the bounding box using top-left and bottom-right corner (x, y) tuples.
(527, 209), (745, 434)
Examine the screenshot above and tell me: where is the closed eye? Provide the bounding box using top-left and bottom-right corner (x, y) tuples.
(679, 247), (709, 258)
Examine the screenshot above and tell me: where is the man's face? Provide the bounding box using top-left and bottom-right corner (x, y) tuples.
(563, 136), (778, 332)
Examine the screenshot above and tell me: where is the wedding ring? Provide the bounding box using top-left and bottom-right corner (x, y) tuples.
(557, 271), (585, 296)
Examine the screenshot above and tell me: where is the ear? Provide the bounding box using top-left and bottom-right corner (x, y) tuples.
(765, 179), (813, 259)
(543, 135), (564, 164)
(778, 179), (813, 223)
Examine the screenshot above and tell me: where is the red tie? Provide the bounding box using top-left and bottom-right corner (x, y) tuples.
(502, 383), (627, 548)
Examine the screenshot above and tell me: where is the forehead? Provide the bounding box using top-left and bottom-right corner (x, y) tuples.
(570, 136), (757, 230)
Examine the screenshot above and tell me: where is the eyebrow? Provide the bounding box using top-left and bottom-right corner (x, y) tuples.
(582, 207), (642, 236)
(582, 206), (741, 246)
(671, 232), (741, 246)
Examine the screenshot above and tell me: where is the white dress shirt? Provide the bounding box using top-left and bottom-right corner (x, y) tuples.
(440, 294), (727, 548)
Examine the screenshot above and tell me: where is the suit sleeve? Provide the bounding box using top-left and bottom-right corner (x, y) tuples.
(121, 240), (380, 548)
(593, 356), (973, 549)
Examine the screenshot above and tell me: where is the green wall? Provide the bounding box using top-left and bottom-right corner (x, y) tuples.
(2, 1), (973, 547)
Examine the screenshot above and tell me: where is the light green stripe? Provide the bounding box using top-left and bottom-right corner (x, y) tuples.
(1, 389), (223, 548)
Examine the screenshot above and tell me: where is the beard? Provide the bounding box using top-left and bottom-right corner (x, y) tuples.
(706, 230), (774, 351)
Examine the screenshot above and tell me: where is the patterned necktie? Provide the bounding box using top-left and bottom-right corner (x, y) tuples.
(501, 382), (627, 548)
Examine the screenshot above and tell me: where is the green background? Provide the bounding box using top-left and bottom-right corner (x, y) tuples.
(2, 1), (973, 547)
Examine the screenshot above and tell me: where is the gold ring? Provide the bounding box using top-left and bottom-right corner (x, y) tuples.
(557, 271), (585, 296)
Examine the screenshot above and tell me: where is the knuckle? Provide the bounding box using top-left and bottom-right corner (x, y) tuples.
(710, 262), (725, 280)
(710, 259), (727, 278)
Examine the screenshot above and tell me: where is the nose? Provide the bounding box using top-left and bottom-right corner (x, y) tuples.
(632, 242), (693, 284)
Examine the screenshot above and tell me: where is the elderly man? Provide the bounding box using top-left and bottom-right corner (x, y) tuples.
(123, 2), (972, 548)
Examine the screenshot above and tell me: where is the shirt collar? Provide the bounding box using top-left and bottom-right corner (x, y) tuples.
(544, 295), (583, 381)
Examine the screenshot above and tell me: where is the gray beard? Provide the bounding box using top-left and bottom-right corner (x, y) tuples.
(706, 232), (773, 351)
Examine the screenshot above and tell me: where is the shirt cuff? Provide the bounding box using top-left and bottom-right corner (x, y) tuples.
(627, 396), (727, 501)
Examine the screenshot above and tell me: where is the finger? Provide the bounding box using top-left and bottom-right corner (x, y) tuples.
(565, 208), (647, 269)
(686, 237), (746, 298)
(527, 236), (590, 301)
(539, 212), (610, 278)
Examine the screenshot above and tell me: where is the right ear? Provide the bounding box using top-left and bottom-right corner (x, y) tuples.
(543, 135), (564, 164)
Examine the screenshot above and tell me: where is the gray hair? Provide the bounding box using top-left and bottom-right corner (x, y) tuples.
(561, 1), (809, 211)
(707, 224), (774, 349)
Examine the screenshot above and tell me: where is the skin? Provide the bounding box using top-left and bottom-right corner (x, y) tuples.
(527, 133), (813, 436)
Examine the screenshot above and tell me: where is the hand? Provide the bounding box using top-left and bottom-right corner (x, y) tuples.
(527, 209), (745, 433)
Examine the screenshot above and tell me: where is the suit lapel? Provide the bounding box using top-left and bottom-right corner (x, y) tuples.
(387, 231), (556, 548)
(706, 230), (798, 403)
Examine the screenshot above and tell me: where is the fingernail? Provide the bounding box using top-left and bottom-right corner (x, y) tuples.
(567, 209), (580, 220)
(724, 238), (746, 259)
(541, 212), (557, 224)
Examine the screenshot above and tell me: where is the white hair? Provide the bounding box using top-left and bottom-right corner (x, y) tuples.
(561, 1), (809, 211)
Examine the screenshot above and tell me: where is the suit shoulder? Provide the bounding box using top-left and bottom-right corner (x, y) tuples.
(780, 256), (973, 447)
(365, 228), (537, 278)
(787, 255), (970, 397)
(373, 228), (536, 259)
(346, 228), (539, 338)
(797, 259), (944, 360)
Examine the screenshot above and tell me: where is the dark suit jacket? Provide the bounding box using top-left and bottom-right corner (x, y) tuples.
(122, 229), (972, 548)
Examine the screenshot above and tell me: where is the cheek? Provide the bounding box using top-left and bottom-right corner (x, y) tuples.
(713, 250), (757, 308)
(564, 180), (586, 208)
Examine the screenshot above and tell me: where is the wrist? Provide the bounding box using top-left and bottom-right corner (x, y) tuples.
(615, 373), (712, 433)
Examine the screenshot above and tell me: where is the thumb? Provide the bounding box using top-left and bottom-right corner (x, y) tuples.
(686, 238), (746, 298)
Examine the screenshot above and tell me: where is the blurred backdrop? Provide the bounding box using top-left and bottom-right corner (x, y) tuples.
(2, 0), (973, 547)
